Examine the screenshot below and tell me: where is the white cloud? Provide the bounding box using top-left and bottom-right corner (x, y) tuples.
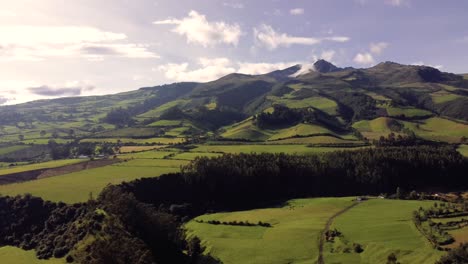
(370, 42), (389, 55)
(290, 8), (304, 15)
(0, 80), (96, 105)
(353, 52), (374, 65)
(0, 26), (157, 61)
(253, 24), (349, 50)
(153, 10), (242, 47)
(156, 57), (236, 82)
(385, 0), (410, 6)
(411, 62), (443, 70)
(223, 2), (244, 9)
(157, 57), (309, 82)
(237, 62), (301, 75)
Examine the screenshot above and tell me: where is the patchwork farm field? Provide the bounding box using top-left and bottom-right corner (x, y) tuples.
(186, 198), (444, 264)
(192, 144), (366, 154)
(327, 199), (443, 264)
(0, 153), (187, 203)
(186, 198), (353, 264)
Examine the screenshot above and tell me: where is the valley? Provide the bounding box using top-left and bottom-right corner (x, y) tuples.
(0, 61), (467, 264)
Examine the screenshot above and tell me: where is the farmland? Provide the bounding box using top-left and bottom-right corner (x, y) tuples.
(186, 197), (353, 264)
(186, 198), (444, 264)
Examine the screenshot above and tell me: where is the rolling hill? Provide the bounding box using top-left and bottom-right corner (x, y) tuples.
(0, 60), (467, 152)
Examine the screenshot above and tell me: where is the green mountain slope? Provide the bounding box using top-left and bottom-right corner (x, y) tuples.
(1, 60), (467, 148)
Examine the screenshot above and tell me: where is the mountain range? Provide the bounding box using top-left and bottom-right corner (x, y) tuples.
(1, 60), (467, 146)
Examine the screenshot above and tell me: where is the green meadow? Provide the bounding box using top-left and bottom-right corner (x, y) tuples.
(327, 199), (443, 264)
(185, 198), (353, 264)
(0, 159), (83, 176)
(186, 198), (445, 264)
(0, 158), (185, 203)
(0, 246), (64, 264)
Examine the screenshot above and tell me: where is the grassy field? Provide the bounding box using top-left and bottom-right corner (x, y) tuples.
(270, 96), (338, 115)
(267, 136), (361, 145)
(80, 137), (185, 144)
(0, 246), (63, 264)
(327, 199), (443, 264)
(402, 117), (468, 143)
(119, 145), (166, 153)
(385, 106), (432, 118)
(185, 198), (353, 264)
(191, 144), (365, 154)
(430, 91), (463, 104)
(0, 159), (83, 176)
(447, 226), (468, 248)
(458, 144), (468, 157)
(0, 158), (184, 203)
(0, 145), (31, 155)
(267, 123), (335, 140)
(221, 119), (272, 141)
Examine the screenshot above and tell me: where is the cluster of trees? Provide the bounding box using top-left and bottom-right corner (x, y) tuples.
(48, 140), (115, 159)
(121, 146), (468, 212)
(0, 189), (221, 264)
(195, 219), (272, 227)
(255, 105), (307, 129)
(436, 243), (468, 264)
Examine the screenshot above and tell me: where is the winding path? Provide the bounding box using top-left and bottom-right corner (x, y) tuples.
(317, 201), (362, 264)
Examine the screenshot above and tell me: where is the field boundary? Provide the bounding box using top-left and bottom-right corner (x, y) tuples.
(317, 201), (361, 264)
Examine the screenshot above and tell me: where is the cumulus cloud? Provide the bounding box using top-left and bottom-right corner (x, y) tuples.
(157, 57), (308, 82)
(156, 57), (236, 82)
(153, 10), (242, 47)
(253, 24), (349, 50)
(290, 8), (304, 15)
(370, 42), (389, 55)
(27, 82), (95, 97)
(353, 52), (374, 65)
(0, 26), (158, 61)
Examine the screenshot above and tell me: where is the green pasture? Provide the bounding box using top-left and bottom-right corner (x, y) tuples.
(186, 197), (353, 264)
(327, 199), (443, 264)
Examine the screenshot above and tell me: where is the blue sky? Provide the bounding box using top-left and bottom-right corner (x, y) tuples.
(1, 0), (467, 104)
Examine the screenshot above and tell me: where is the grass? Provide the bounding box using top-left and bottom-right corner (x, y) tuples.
(352, 117), (403, 140)
(80, 137), (185, 144)
(0, 159), (183, 203)
(430, 91), (462, 104)
(327, 199), (444, 264)
(148, 120), (182, 127)
(0, 246), (63, 264)
(447, 226), (468, 248)
(269, 96), (338, 115)
(268, 136), (361, 145)
(268, 123), (334, 140)
(0, 159), (83, 176)
(458, 145), (468, 157)
(170, 152), (222, 160)
(385, 106), (432, 118)
(119, 145), (166, 153)
(221, 119), (272, 141)
(402, 117), (468, 143)
(185, 197), (353, 264)
(0, 145), (31, 155)
(191, 144), (365, 154)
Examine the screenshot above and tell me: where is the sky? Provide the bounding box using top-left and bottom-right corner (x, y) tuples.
(1, 0), (468, 105)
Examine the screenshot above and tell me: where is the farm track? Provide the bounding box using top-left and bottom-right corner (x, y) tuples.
(317, 201), (362, 264)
